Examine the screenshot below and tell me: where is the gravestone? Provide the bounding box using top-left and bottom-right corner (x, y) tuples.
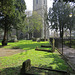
(8, 35), (18, 42)
(55, 38), (62, 48)
(20, 59), (31, 75)
(36, 38), (40, 42)
(52, 38), (55, 52)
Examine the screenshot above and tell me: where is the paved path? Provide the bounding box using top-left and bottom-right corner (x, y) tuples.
(58, 46), (75, 71)
(0, 48), (24, 57)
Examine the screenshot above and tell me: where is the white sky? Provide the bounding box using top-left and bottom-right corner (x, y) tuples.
(25, 0), (54, 11)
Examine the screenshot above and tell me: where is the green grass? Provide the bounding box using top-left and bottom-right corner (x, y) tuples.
(0, 40), (72, 75)
(0, 40), (2, 45)
(64, 39), (75, 49)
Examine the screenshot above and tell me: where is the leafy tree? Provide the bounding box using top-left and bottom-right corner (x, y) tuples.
(24, 11), (42, 38)
(29, 11), (42, 32)
(48, 1), (75, 38)
(0, 0), (26, 46)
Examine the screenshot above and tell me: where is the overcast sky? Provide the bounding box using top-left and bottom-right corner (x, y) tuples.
(25, 0), (54, 11)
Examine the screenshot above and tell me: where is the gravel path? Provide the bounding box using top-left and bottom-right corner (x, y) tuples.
(58, 46), (75, 71)
(0, 48), (24, 57)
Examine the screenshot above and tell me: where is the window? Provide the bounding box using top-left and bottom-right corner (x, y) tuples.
(36, 0), (38, 4)
(44, 0), (45, 4)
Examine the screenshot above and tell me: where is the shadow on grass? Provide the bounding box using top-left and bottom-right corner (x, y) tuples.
(0, 65), (22, 75)
(15, 42), (50, 51)
(41, 53), (68, 70)
(63, 40), (75, 49)
(0, 54), (73, 74)
(0, 40), (72, 74)
(0, 40), (50, 50)
(0, 53), (72, 75)
(0, 64), (68, 75)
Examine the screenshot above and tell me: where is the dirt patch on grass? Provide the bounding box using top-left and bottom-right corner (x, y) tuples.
(0, 48), (25, 57)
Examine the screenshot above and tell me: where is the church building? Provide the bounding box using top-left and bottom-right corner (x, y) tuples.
(33, 0), (49, 39)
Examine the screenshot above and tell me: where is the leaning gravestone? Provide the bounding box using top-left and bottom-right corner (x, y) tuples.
(8, 35), (18, 42)
(20, 59), (31, 75)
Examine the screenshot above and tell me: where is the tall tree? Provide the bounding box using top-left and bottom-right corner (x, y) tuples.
(0, 0), (26, 46)
(48, 1), (75, 38)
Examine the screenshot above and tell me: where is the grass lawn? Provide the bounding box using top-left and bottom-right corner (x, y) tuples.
(64, 39), (75, 49)
(0, 40), (72, 75)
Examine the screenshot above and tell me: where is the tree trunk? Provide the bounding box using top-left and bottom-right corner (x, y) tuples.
(2, 27), (7, 46)
(59, 23), (62, 38)
(44, 22), (46, 41)
(60, 30), (62, 38)
(16, 29), (18, 40)
(59, 18), (62, 38)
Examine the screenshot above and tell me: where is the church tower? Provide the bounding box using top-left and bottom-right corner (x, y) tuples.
(33, 0), (48, 39)
(33, 0), (47, 11)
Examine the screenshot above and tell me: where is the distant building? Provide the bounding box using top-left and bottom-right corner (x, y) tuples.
(33, 0), (49, 39)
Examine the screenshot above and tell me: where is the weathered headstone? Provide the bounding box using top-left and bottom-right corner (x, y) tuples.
(52, 38), (55, 52)
(36, 38), (40, 42)
(55, 38), (62, 48)
(8, 35), (18, 42)
(20, 59), (31, 75)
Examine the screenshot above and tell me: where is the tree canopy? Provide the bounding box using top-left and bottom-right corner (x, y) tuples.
(48, 1), (75, 37)
(24, 11), (42, 34)
(0, 0), (26, 45)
